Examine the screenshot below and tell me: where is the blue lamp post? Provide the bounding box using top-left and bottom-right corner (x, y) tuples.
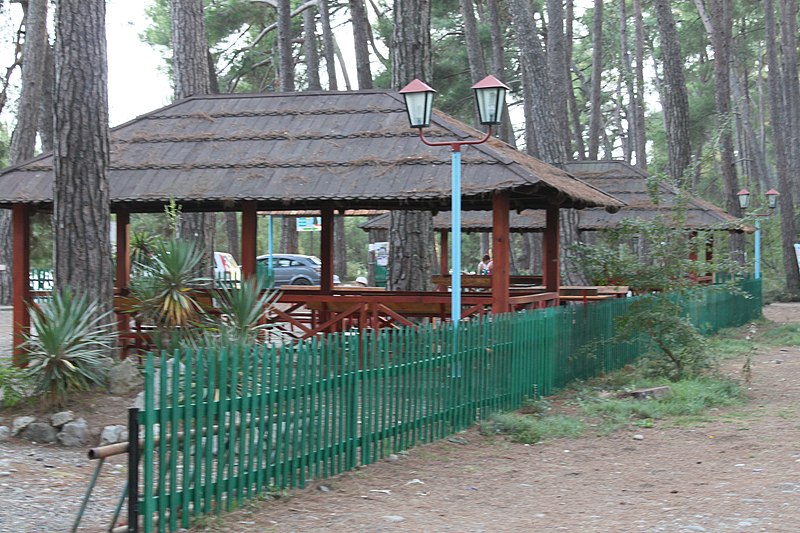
(737, 188), (780, 279)
(400, 75), (509, 324)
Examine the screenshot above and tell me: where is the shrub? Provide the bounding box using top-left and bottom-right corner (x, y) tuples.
(23, 288), (116, 408)
(0, 364), (31, 407)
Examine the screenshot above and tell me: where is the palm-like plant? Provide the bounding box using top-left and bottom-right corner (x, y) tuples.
(23, 288), (115, 408)
(133, 239), (207, 331)
(212, 277), (283, 345)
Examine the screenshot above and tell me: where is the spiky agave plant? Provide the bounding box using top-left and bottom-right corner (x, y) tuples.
(23, 288), (115, 408)
(212, 276), (284, 346)
(133, 238), (208, 332)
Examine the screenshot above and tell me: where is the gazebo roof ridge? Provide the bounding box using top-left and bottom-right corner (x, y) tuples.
(0, 89), (624, 213)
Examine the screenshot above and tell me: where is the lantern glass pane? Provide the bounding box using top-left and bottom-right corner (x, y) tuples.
(767, 194), (778, 208)
(403, 91), (432, 128)
(475, 88), (505, 125)
(737, 194), (749, 209)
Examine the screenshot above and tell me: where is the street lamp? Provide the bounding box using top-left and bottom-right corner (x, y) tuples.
(737, 188), (779, 279)
(400, 75), (509, 324)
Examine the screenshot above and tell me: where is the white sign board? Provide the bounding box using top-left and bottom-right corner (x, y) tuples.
(296, 217), (321, 232)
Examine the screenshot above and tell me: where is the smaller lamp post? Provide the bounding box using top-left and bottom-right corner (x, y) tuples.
(400, 75), (509, 325)
(737, 188), (779, 279)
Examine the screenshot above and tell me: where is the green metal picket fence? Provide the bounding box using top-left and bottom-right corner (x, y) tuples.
(134, 280), (761, 532)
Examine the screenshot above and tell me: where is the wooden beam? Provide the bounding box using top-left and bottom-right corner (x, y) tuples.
(543, 206), (560, 293)
(320, 207), (334, 294)
(241, 201), (258, 279)
(12, 204), (30, 365)
(115, 210), (131, 294)
(491, 192), (511, 314)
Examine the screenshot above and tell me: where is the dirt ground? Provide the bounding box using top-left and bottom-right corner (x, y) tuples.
(0, 304), (798, 532)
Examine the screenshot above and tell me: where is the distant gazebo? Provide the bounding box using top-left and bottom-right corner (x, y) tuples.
(360, 160), (748, 266)
(0, 90), (623, 358)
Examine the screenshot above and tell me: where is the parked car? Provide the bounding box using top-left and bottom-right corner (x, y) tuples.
(256, 253), (340, 286)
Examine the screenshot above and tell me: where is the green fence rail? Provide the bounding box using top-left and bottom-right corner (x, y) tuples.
(136, 280), (761, 532)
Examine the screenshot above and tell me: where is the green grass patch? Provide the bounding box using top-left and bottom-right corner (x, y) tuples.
(760, 323), (800, 347)
(480, 413), (584, 444)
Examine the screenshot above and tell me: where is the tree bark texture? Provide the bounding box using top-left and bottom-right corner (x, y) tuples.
(53, 0), (114, 312)
(0, 0), (49, 305)
(632, 0), (647, 169)
(546, 0), (570, 153)
(507, 0), (567, 166)
(170, 0), (211, 98)
(318, 0), (338, 90)
(778, 0), (800, 200)
(334, 215), (347, 281)
(706, 0), (744, 260)
(764, 0), (800, 292)
(484, 0), (516, 146)
(460, 0), (486, 85)
(350, 0), (373, 89)
(586, 0), (603, 160)
(303, 6), (322, 90)
(653, 0), (691, 184)
(388, 0), (436, 292)
(171, 0), (215, 278)
(277, 0), (295, 92)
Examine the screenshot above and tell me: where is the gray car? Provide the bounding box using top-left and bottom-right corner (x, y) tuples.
(256, 253), (340, 286)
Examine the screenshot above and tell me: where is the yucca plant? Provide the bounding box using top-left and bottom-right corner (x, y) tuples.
(130, 239), (209, 350)
(211, 276), (284, 346)
(23, 288), (115, 409)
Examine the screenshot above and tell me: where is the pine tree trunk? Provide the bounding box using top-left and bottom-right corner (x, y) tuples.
(171, 0), (216, 278)
(350, 0), (373, 89)
(706, 0), (744, 261)
(277, 0), (295, 92)
(388, 0), (436, 292)
(764, 0), (800, 292)
(303, 6), (322, 90)
(586, 0), (603, 160)
(779, 0), (800, 200)
(0, 0), (49, 305)
(334, 215), (347, 281)
(318, 0), (338, 90)
(225, 212), (240, 261)
(508, 0), (566, 166)
(484, 0), (516, 146)
(653, 0), (691, 184)
(632, 0), (647, 169)
(546, 0), (570, 152)
(53, 0), (113, 314)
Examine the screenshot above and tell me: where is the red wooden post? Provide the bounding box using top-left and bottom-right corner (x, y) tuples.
(543, 206), (560, 294)
(491, 192), (511, 314)
(688, 231), (699, 261)
(241, 201), (258, 279)
(12, 204), (30, 365)
(115, 210), (131, 294)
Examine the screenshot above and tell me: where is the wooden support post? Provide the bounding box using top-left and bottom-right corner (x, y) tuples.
(241, 201), (258, 279)
(544, 206), (560, 294)
(320, 207), (334, 294)
(12, 204), (30, 365)
(688, 231), (699, 261)
(491, 192), (511, 314)
(115, 210), (131, 294)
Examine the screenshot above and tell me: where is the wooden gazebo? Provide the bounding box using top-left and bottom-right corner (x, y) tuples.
(361, 159), (749, 260)
(0, 90), (623, 353)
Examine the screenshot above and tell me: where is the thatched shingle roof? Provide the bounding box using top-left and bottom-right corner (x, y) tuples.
(0, 90), (623, 213)
(360, 161), (748, 233)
